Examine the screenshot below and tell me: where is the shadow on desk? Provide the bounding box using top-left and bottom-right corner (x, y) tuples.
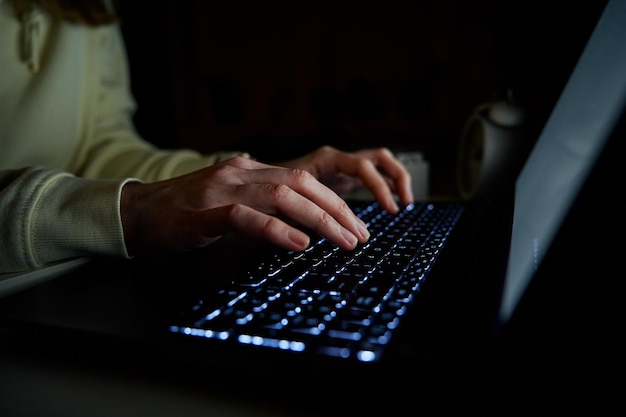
(0, 327), (323, 417)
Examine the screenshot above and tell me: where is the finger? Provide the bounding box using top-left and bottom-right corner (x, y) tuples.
(204, 204), (312, 251)
(333, 154), (400, 213)
(236, 182), (366, 250)
(236, 167), (370, 244)
(377, 149), (414, 204)
(359, 148), (414, 206)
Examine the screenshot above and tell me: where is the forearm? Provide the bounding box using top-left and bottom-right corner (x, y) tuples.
(70, 127), (247, 182)
(0, 167), (132, 274)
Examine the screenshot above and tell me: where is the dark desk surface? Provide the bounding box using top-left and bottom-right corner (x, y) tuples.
(0, 326), (321, 417)
(3, 317), (625, 417)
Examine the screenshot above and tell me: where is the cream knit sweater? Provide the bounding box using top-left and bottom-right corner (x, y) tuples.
(0, 1), (241, 273)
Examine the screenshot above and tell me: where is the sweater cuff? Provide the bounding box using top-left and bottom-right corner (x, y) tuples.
(28, 169), (137, 267)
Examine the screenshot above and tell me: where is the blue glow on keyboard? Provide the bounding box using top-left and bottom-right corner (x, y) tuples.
(387, 318), (400, 329)
(236, 313), (254, 325)
(357, 350), (377, 362)
(228, 292), (247, 307)
(174, 326), (230, 341)
(320, 346), (351, 358)
(205, 309), (220, 320)
(169, 201), (466, 363)
(238, 335), (306, 352)
(254, 303), (268, 312)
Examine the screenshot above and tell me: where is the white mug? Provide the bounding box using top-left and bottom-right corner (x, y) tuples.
(456, 100), (531, 199)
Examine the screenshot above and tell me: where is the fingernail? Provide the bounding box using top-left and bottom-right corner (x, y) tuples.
(357, 222), (370, 241)
(341, 228), (358, 248)
(289, 230), (310, 249)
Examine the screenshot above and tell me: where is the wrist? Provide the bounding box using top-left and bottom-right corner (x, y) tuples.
(120, 180), (143, 256)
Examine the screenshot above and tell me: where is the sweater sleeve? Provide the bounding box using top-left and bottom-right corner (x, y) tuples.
(0, 166), (134, 274)
(67, 24), (242, 182)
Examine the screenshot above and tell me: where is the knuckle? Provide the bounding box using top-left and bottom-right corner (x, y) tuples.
(266, 183), (292, 200)
(212, 163), (234, 179)
(259, 215), (278, 236)
(337, 199), (350, 214)
(355, 157), (374, 173)
(230, 155), (247, 163)
(289, 168), (314, 185)
(316, 210), (333, 229)
(376, 147), (393, 157)
(229, 155), (254, 167)
(312, 145), (338, 160)
(222, 203), (245, 222)
(366, 147), (393, 162)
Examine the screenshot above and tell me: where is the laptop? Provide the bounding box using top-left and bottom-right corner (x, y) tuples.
(1, 0), (625, 413)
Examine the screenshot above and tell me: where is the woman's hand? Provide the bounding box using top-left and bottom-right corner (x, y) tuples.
(120, 156), (372, 256)
(278, 146), (413, 213)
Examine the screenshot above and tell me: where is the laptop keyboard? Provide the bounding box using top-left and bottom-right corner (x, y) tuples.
(169, 201), (465, 362)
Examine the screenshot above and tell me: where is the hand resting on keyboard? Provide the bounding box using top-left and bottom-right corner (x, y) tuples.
(121, 146), (413, 258)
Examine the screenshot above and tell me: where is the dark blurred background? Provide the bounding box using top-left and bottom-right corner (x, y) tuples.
(115, 0), (606, 197)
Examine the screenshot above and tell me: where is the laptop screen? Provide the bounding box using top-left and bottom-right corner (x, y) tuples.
(499, 0), (626, 322)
